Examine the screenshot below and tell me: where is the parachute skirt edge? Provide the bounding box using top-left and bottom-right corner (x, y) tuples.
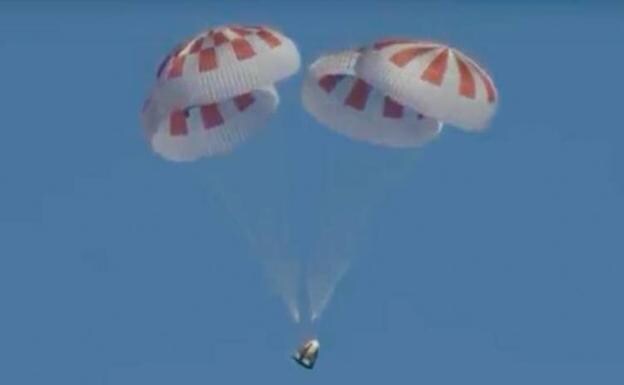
(142, 86), (279, 161)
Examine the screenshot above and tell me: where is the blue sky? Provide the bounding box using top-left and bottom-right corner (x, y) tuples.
(1, 1), (623, 384)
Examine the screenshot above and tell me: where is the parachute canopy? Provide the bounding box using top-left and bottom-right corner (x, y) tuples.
(142, 25), (300, 161)
(356, 39), (498, 131)
(142, 86), (279, 161)
(302, 49), (442, 148)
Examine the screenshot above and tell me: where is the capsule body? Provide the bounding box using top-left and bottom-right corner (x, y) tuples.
(292, 339), (320, 369)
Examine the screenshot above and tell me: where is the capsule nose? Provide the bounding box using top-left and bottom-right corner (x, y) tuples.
(308, 339), (320, 350)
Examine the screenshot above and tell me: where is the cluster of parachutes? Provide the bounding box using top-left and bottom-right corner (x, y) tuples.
(140, 24), (498, 323)
(142, 25), (498, 160)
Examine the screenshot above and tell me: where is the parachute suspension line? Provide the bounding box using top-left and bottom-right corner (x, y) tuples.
(307, 141), (378, 322)
(201, 170), (301, 324)
(271, 133), (302, 324)
(305, 132), (427, 322)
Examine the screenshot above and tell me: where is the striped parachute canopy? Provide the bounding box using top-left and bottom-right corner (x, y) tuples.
(302, 49), (442, 148)
(142, 25), (300, 161)
(356, 39), (498, 131)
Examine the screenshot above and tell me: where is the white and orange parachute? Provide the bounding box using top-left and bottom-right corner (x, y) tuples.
(357, 38), (498, 131)
(142, 25), (300, 161)
(301, 39), (498, 324)
(302, 38), (497, 146)
(302, 48), (442, 147)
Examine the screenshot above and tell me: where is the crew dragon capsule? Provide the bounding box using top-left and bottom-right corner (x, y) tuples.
(292, 339), (320, 369)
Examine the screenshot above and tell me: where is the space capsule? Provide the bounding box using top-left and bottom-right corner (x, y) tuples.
(292, 339), (320, 369)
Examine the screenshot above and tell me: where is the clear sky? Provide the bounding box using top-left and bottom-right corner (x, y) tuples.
(1, 1), (623, 384)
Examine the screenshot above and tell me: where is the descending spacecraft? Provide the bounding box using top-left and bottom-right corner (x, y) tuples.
(292, 339), (320, 369)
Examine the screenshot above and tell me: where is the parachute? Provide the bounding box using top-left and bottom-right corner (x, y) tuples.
(302, 48), (442, 148)
(301, 39), (498, 323)
(355, 38), (498, 131)
(142, 25), (300, 161)
(139, 29), (499, 332)
(140, 25), (303, 323)
(142, 86), (279, 161)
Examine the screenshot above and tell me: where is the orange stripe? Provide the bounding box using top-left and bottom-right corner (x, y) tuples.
(383, 96), (404, 118)
(391, 46), (436, 67)
(234, 93), (255, 111)
(199, 48), (217, 72)
(170, 110), (188, 136)
(318, 75), (345, 93)
(167, 56), (185, 78)
(455, 56), (476, 99)
(211, 31), (229, 46)
(188, 37), (204, 53)
(231, 38), (255, 60)
(200, 104), (224, 130)
(344, 79), (371, 111)
(257, 29), (281, 48)
(421, 49), (448, 85)
(474, 66), (496, 103)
